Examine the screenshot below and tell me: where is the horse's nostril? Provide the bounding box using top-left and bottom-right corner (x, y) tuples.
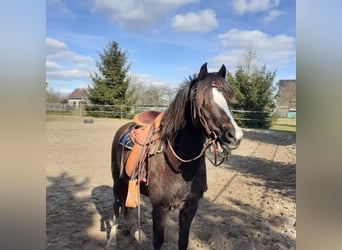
(226, 130), (235, 142)
(227, 132), (234, 139)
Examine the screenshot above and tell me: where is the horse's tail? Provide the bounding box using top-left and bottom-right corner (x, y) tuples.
(108, 122), (134, 248)
(111, 122), (134, 184)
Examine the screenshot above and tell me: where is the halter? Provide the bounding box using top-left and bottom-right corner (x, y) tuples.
(167, 80), (229, 167)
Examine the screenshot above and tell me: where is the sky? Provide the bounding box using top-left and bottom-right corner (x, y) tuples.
(46, 0), (296, 96)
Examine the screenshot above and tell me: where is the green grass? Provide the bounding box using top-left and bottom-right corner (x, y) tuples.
(46, 112), (131, 123)
(271, 118), (296, 139)
(46, 112), (82, 122)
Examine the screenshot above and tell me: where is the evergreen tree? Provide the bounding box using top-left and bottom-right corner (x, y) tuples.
(227, 49), (277, 128)
(87, 41), (133, 118)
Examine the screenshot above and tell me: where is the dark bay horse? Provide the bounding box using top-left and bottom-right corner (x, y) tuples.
(110, 63), (243, 249)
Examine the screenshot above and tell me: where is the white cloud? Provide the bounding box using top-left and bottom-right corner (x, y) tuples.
(171, 9), (219, 33)
(218, 29), (294, 50)
(46, 37), (96, 81)
(211, 28), (295, 72)
(47, 69), (90, 79)
(47, 0), (75, 18)
(46, 38), (94, 64)
(46, 61), (64, 71)
(92, 0), (199, 30)
(264, 10), (285, 23)
(232, 0), (280, 15)
(210, 50), (246, 73)
(129, 73), (174, 87)
(46, 37), (68, 52)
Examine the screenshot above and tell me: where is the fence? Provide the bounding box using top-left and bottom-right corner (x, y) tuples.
(46, 103), (275, 124)
(46, 103), (168, 118)
(46, 103), (74, 112)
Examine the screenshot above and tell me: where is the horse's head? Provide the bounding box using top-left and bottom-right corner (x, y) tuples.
(190, 63), (243, 152)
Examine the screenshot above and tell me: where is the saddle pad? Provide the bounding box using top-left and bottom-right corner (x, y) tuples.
(119, 126), (134, 150)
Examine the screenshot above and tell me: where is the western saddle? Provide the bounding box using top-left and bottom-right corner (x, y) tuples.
(124, 111), (163, 207)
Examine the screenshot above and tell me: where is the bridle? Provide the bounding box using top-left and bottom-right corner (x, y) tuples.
(167, 80), (229, 167)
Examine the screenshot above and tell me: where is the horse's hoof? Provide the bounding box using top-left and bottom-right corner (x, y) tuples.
(133, 229), (147, 243)
(106, 237), (117, 249)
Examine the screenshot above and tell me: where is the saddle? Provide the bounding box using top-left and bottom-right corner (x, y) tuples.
(123, 111), (164, 207)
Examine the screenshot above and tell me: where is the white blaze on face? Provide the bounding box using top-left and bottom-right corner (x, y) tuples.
(212, 88), (243, 141)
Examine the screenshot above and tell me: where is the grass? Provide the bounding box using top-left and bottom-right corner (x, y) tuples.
(46, 112), (131, 123)
(271, 118), (296, 139)
(272, 118), (296, 132)
(46, 112), (84, 122)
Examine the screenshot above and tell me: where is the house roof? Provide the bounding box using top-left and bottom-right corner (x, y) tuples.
(279, 79), (296, 87)
(69, 88), (87, 99)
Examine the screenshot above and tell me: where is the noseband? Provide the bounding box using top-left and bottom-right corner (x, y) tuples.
(167, 80), (229, 167)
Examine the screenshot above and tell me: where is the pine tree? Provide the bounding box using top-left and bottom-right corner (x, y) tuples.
(87, 41), (133, 118)
(227, 49), (276, 128)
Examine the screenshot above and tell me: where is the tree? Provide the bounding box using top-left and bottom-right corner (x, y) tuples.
(227, 49), (277, 128)
(46, 82), (63, 103)
(87, 41), (133, 118)
(276, 80), (296, 109)
(129, 78), (175, 107)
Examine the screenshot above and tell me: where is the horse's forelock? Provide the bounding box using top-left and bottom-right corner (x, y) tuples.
(195, 74), (216, 106)
(161, 71), (229, 140)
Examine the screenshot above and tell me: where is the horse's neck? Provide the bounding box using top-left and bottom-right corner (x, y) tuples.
(176, 123), (206, 155)
(173, 124), (207, 181)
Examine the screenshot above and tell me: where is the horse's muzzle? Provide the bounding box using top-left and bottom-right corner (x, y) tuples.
(220, 127), (243, 151)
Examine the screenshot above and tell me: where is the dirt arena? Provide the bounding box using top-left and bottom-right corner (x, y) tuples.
(46, 116), (296, 249)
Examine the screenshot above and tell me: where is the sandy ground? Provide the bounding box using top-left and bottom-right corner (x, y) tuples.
(46, 116), (296, 249)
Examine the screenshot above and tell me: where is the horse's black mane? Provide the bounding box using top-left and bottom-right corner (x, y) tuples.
(160, 76), (194, 141)
(160, 73), (215, 141)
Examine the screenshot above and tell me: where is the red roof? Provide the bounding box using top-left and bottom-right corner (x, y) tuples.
(69, 88), (87, 99)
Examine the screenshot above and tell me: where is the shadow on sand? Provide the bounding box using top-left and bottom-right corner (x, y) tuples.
(46, 173), (105, 249)
(243, 129), (295, 146)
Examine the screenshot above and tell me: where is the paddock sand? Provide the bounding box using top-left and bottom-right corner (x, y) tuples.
(46, 116), (296, 249)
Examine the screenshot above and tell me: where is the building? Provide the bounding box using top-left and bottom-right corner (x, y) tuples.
(68, 88), (89, 109)
(276, 80), (296, 118)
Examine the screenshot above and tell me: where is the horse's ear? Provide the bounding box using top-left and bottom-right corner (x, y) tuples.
(218, 64), (226, 78)
(198, 62), (208, 81)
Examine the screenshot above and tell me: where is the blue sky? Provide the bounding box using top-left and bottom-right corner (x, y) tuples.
(46, 0), (296, 95)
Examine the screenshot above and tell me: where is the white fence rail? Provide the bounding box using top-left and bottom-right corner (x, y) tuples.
(46, 103), (168, 118)
(46, 103), (74, 112)
(46, 103), (275, 121)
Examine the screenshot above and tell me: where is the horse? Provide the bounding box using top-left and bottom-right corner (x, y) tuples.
(109, 63), (243, 249)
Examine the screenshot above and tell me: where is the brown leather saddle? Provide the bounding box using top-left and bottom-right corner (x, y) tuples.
(124, 111), (163, 177)
(122, 111), (164, 207)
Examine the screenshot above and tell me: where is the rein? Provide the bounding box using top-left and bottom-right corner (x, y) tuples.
(167, 139), (212, 163)
(167, 133), (228, 167)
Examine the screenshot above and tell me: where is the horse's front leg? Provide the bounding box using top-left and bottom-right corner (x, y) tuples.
(152, 204), (169, 250)
(106, 195), (121, 248)
(125, 206), (147, 243)
(178, 196), (200, 250)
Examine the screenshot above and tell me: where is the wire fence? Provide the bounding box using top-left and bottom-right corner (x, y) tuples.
(46, 103), (273, 119)
(46, 103), (168, 119)
(47, 103), (296, 129)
